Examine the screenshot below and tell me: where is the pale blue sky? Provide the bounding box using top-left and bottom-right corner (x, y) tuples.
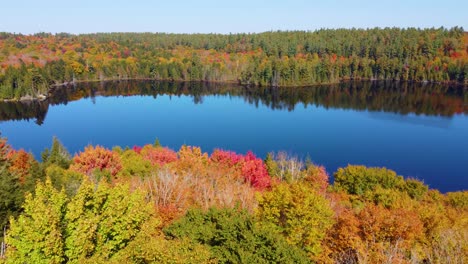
(1, 0), (466, 34)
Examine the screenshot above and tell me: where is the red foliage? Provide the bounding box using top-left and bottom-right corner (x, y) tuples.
(70, 145), (122, 176)
(210, 149), (243, 167)
(210, 149), (271, 190)
(241, 151), (271, 191)
(142, 146), (178, 166)
(132, 145), (142, 154)
(450, 51), (461, 58)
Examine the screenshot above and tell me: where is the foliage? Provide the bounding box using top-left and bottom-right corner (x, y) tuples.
(6, 178), (68, 264)
(117, 149), (153, 178)
(334, 165), (405, 195)
(46, 165), (83, 197)
(164, 207), (310, 263)
(210, 149), (243, 167)
(1, 28), (467, 99)
(176, 145), (209, 175)
(64, 179), (153, 262)
(241, 151), (271, 190)
(256, 182), (335, 259)
(0, 139), (23, 241)
(70, 145), (122, 178)
(6, 177), (153, 263)
(403, 178), (429, 200)
(1, 137), (466, 263)
(334, 165), (429, 206)
(140, 145), (178, 166)
(111, 227), (214, 264)
(41, 137), (71, 169)
(303, 164), (329, 193)
(446, 191), (468, 209)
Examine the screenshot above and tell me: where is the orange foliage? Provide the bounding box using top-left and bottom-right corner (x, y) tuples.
(322, 208), (362, 263)
(70, 145), (122, 177)
(7, 149), (32, 184)
(176, 145), (209, 174)
(359, 204), (424, 243)
(304, 165), (329, 193)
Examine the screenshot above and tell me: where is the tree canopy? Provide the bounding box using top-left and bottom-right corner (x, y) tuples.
(1, 27), (467, 99)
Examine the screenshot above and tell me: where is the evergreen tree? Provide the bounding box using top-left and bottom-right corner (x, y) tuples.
(0, 139), (23, 242)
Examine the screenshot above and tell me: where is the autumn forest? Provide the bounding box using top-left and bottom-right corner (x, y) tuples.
(0, 27), (467, 99)
(0, 136), (467, 263)
(0, 27), (467, 264)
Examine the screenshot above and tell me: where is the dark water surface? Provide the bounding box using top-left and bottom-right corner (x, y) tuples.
(1, 81), (467, 192)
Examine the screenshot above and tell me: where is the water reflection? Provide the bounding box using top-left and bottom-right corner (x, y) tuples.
(1, 81), (466, 125)
(0, 100), (49, 125)
(367, 112), (453, 129)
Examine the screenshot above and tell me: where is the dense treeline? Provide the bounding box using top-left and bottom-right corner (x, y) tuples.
(0, 136), (466, 263)
(0, 27), (467, 99)
(1, 81), (466, 124)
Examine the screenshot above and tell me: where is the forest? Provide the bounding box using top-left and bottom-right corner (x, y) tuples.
(0, 27), (467, 99)
(0, 136), (466, 263)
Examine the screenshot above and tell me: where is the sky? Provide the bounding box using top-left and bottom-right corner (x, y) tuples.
(1, 0), (467, 34)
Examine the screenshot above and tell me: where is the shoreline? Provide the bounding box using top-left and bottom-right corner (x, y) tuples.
(2, 77), (467, 102)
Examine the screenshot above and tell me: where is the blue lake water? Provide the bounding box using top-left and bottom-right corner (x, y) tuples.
(0, 81), (467, 192)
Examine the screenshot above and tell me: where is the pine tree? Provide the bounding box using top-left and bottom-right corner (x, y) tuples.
(0, 138), (23, 243)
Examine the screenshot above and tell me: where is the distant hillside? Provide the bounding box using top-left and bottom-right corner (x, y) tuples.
(0, 27), (467, 99)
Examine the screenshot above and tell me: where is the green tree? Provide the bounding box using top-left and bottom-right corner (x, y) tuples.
(5, 178), (153, 263)
(117, 150), (153, 178)
(42, 137), (72, 169)
(45, 165), (83, 197)
(333, 165), (406, 196)
(0, 139), (23, 242)
(165, 207), (310, 263)
(64, 179), (153, 262)
(6, 178), (67, 264)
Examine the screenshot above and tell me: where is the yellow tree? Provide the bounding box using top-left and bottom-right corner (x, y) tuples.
(257, 182), (334, 259)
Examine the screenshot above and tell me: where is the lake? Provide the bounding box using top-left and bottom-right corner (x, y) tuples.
(0, 81), (467, 192)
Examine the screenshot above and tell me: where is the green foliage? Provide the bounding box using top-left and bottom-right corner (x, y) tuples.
(45, 165), (83, 197)
(42, 137), (72, 169)
(264, 152), (279, 178)
(64, 180), (153, 262)
(154, 138), (161, 148)
(403, 178), (429, 200)
(446, 191), (468, 209)
(5, 177), (153, 263)
(334, 165), (406, 195)
(256, 183), (334, 258)
(164, 207), (310, 263)
(364, 185), (405, 208)
(111, 222), (213, 264)
(117, 150), (153, 178)
(333, 165), (430, 207)
(6, 178), (68, 264)
(0, 140), (22, 241)
(1, 28), (467, 99)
